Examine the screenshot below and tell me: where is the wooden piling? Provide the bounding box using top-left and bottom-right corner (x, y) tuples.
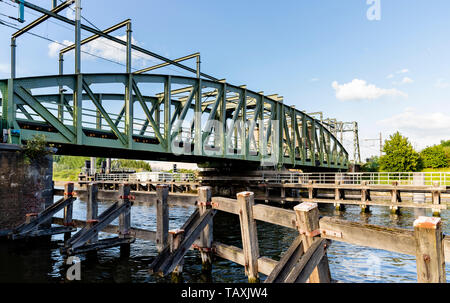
(334, 181), (345, 211)
(170, 229), (185, 283)
(237, 191), (260, 283)
(156, 184), (169, 252)
(86, 183), (99, 243)
(431, 182), (441, 217)
(294, 202), (331, 283)
(413, 216), (446, 283)
(198, 186), (213, 272)
(63, 183), (74, 244)
(118, 183), (132, 258)
(390, 181), (401, 215)
(360, 181), (371, 213)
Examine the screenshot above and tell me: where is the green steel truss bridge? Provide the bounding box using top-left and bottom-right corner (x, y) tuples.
(0, 0), (349, 170)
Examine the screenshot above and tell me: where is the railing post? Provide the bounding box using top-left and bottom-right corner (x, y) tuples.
(237, 191), (260, 283)
(63, 183), (74, 244)
(431, 182), (441, 217)
(198, 186), (213, 273)
(118, 183), (132, 258)
(413, 216), (446, 283)
(156, 184), (169, 252)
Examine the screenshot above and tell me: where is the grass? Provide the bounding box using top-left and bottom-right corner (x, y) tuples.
(421, 168), (450, 173)
(53, 167), (81, 181)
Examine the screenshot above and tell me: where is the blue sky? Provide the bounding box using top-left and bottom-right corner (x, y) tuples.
(1, 0), (450, 161)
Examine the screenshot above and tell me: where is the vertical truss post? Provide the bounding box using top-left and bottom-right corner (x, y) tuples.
(278, 98), (284, 168)
(125, 75), (133, 148)
(58, 53), (64, 122)
(196, 54), (201, 78)
(194, 78), (202, 155)
(96, 94), (102, 129)
(258, 94), (265, 160)
(164, 76), (172, 152)
(241, 89), (247, 159)
(74, 0), (81, 74)
(11, 37), (16, 79)
(74, 74), (83, 145)
(220, 81), (227, 157)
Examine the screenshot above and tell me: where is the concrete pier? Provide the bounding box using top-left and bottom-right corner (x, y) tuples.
(0, 144), (53, 231)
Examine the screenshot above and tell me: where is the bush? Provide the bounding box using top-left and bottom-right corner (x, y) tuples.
(23, 135), (53, 164)
(379, 132), (421, 172)
(420, 145), (449, 169)
(361, 156), (380, 172)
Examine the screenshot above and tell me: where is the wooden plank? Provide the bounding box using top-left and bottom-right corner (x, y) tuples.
(156, 184), (169, 252)
(269, 183), (447, 192)
(413, 217), (446, 283)
(319, 216), (416, 256)
(237, 191), (260, 283)
(212, 242), (277, 276)
(264, 236), (304, 283)
(285, 239), (330, 283)
(299, 198), (447, 210)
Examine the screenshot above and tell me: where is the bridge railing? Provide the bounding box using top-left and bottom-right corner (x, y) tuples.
(94, 172), (196, 183)
(263, 172), (450, 186)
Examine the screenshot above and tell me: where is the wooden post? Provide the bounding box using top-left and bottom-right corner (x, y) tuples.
(334, 181), (345, 211)
(118, 183), (132, 258)
(198, 186), (213, 272)
(63, 183), (74, 244)
(360, 181), (371, 213)
(308, 180), (316, 199)
(170, 229), (185, 283)
(413, 216), (446, 283)
(431, 182), (441, 217)
(237, 191), (260, 283)
(156, 184), (169, 252)
(294, 202), (331, 283)
(390, 181), (401, 215)
(86, 183), (98, 244)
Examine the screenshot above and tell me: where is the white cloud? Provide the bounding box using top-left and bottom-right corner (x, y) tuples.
(331, 79), (408, 101)
(47, 35), (153, 67)
(397, 68), (409, 74)
(377, 108), (450, 149)
(386, 74), (394, 79)
(401, 77), (414, 84)
(434, 78), (450, 89)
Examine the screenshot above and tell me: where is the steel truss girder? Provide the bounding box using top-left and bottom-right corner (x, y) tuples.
(1, 74), (348, 169)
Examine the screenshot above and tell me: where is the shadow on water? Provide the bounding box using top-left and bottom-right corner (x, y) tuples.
(0, 198), (449, 283)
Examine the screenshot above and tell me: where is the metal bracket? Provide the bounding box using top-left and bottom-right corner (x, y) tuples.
(320, 229), (342, 238)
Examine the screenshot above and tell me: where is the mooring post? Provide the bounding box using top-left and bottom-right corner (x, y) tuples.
(63, 183), (74, 244)
(118, 183), (132, 258)
(360, 181), (371, 213)
(294, 202), (331, 283)
(413, 216), (446, 283)
(198, 186), (213, 273)
(308, 180), (316, 199)
(431, 182), (441, 217)
(156, 184), (169, 252)
(169, 229), (185, 283)
(334, 181), (345, 211)
(86, 183), (98, 243)
(237, 191), (260, 283)
(390, 181), (401, 215)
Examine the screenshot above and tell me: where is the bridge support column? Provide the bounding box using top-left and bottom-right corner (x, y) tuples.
(334, 181), (345, 211)
(0, 144), (53, 232)
(198, 187), (213, 274)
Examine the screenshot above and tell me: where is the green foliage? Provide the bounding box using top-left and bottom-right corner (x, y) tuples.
(52, 168), (80, 181)
(420, 145), (449, 169)
(440, 140), (450, 147)
(112, 159), (152, 172)
(23, 135), (53, 164)
(361, 156), (380, 172)
(379, 132), (422, 172)
(54, 155), (88, 169)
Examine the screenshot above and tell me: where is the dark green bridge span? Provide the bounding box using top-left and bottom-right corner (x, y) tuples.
(0, 73), (348, 170)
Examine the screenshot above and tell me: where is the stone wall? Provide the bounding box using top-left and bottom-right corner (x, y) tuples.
(0, 144), (53, 230)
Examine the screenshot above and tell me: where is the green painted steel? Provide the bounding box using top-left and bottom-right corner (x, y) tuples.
(0, 73), (348, 169)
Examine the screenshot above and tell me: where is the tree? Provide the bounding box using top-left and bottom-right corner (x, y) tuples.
(420, 145), (449, 169)
(361, 156), (380, 172)
(379, 132), (421, 172)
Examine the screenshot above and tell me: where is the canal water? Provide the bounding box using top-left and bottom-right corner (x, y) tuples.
(0, 197), (449, 283)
